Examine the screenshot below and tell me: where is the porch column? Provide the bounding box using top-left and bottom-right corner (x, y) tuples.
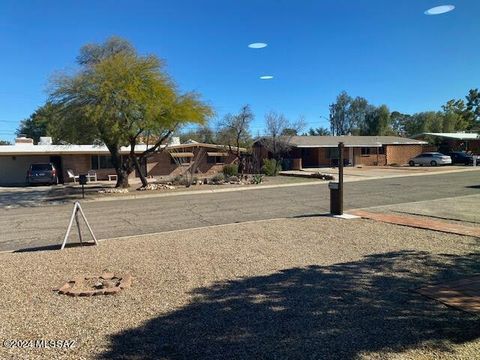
(292, 157), (302, 170)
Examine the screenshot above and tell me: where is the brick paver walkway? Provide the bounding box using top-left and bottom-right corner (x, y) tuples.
(350, 210), (480, 238)
(417, 276), (480, 314)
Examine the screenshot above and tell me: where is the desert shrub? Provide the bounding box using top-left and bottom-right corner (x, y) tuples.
(223, 164), (238, 177)
(211, 173), (225, 184)
(172, 175), (191, 186)
(252, 174), (263, 184)
(262, 159), (282, 176)
(172, 175), (182, 185)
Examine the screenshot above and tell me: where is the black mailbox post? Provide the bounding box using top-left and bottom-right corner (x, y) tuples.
(329, 142), (344, 215)
(79, 174), (87, 199)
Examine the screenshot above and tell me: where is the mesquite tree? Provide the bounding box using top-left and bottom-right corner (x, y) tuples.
(49, 37), (212, 188)
(217, 105), (253, 173)
(260, 111), (304, 170)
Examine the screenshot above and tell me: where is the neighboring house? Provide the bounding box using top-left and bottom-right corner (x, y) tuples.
(411, 132), (480, 153)
(253, 136), (427, 169)
(0, 136), (242, 185)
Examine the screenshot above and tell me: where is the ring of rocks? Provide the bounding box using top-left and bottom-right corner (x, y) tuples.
(56, 272), (132, 297)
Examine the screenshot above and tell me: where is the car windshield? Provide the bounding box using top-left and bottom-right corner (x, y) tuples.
(31, 164), (52, 171)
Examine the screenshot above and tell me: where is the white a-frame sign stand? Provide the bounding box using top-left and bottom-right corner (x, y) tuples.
(61, 201), (98, 250)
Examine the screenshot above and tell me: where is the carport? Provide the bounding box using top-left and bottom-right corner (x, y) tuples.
(0, 154), (55, 185)
(412, 132), (480, 153)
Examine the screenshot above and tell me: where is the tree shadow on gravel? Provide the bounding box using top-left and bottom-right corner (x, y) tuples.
(101, 250), (480, 360)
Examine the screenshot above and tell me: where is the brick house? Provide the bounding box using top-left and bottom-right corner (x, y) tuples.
(253, 135), (427, 170)
(0, 137), (241, 185)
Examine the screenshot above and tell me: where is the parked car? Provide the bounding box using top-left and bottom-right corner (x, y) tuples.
(443, 151), (479, 165)
(26, 163), (58, 185)
(408, 152), (452, 167)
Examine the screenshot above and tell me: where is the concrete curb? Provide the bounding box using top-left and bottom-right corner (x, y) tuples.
(83, 167), (480, 203)
(82, 180), (327, 203)
(0, 217), (292, 254)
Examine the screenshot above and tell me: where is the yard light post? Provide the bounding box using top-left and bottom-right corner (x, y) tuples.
(329, 142), (344, 215)
(338, 142), (344, 214)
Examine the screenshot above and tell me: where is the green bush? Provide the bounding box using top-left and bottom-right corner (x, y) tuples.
(211, 173), (225, 184)
(173, 175), (190, 186)
(262, 159), (282, 176)
(223, 164), (238, 177)
(172, 175), (182, 184)
(252, 174), (264, 184)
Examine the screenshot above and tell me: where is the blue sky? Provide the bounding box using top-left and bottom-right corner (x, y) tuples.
(0, 0), (479, 141)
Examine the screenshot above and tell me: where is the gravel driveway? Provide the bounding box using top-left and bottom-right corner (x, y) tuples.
(0, 217), (479, 359)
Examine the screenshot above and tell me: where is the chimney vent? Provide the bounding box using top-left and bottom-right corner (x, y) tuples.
(39, 137), (53, 145)
(15, 136), (34, 146)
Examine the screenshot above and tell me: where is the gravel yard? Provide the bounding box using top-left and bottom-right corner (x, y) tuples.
(0, 217), (479, 359)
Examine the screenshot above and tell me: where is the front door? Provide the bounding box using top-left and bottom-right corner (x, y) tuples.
(50, 155), (64, 183)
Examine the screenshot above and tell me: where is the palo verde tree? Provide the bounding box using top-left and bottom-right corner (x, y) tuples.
(49, 37), (212, 188)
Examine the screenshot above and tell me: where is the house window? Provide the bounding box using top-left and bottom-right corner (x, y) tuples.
(171, 156), (191, 165)
(361, 147), (384, 155)
(207, 156), (225, 164)
(91, 155), (114, 169)
(326, 148), (339, 159)
(361, 147), (371, 155)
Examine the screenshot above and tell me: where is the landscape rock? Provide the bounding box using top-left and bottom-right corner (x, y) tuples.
(56, 273), (132, 297)
(98, 188), (129, 194)
(138, 183), (176, 191)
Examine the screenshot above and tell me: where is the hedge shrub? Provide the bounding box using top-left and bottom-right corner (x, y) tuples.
(262, 159), (282, 176)
(223, 164), (238, 177)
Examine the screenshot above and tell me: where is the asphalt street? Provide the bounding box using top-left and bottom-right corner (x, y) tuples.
(1, 171), (479, 251)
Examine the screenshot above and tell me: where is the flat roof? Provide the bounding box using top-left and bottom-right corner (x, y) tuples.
(0, 142), (246, 156)
(412, 132), (479, 140)
(257, 136), (427, 148)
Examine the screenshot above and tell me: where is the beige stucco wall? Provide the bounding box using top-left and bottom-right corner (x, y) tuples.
(0, 155), (50, 185)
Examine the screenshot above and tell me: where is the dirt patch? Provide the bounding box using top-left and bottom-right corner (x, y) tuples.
(56, 272), (132, 297)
